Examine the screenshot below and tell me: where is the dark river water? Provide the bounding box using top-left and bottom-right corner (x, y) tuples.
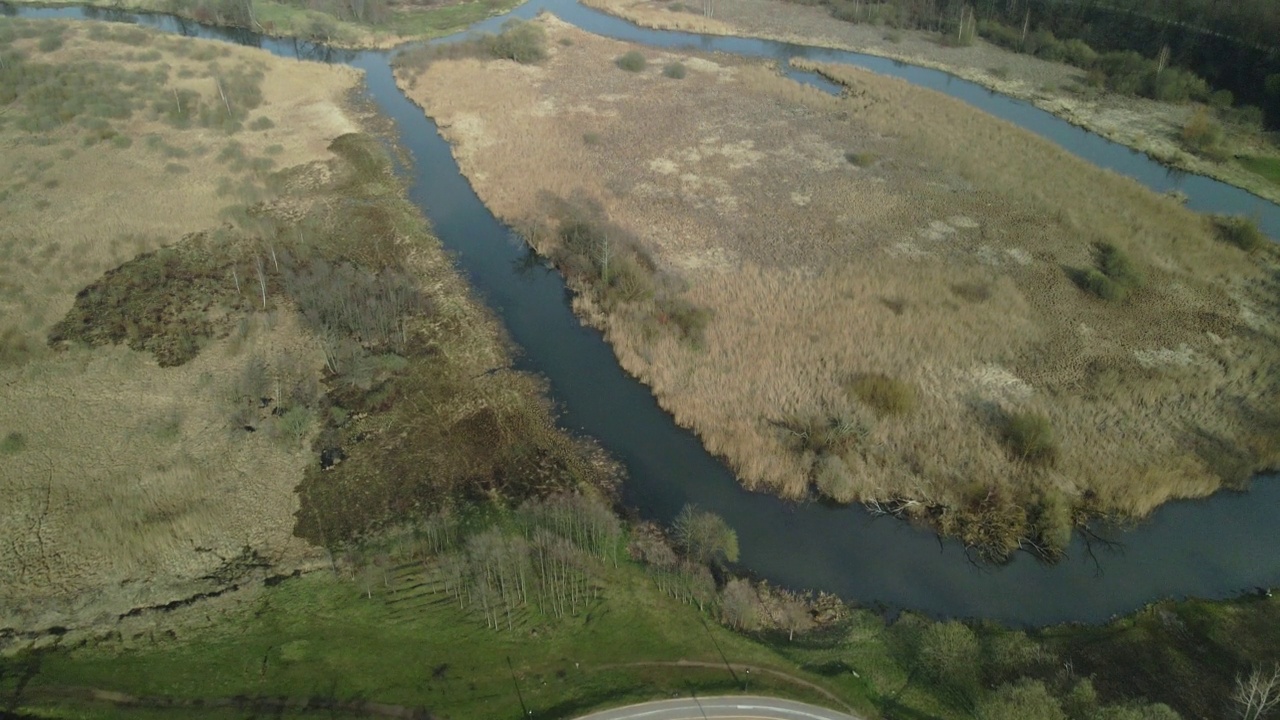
(10, 0), (1278, 626)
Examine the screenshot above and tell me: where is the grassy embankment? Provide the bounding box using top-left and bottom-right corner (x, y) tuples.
(5, 0), (524, 48)
(392, 15), (1280, 560)
(578, 0), (1280, 204)
(5, 502), (1276, 720)
(0, 15), (603, 637)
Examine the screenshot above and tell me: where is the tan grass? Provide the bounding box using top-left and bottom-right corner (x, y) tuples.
(395, 16), (1280, 551)
(0, 21), (360, 630)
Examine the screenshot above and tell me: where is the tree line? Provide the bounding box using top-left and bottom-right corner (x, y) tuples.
(791, 0), (1280, 127)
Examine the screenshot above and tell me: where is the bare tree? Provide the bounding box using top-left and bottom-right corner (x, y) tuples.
(254, 255), (267, 309)
(1235, 665), (1280, 720)
(720, 578), (761, 630)
(779, 598), (813, 641)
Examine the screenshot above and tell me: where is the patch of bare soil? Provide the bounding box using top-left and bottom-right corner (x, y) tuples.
(583, 0), (1280, 205)
(395, 16), (1280, 557)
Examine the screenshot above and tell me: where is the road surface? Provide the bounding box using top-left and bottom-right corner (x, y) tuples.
(572, 695), (859, 720)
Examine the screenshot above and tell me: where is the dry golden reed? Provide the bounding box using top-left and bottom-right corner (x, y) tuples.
(399, 17), (1279, 553)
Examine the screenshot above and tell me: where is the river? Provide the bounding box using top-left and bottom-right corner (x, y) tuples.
(9, 0), (1279, 626)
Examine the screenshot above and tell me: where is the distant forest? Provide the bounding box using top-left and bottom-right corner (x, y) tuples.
(793, 0), (1280, 128)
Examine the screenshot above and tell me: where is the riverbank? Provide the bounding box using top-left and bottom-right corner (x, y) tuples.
(6, 508), (1273, 720)
(580, 0), (1280, 206)
(5, 0), (525, 48)
(394, 15), (1280, 559)
(0, 15), (607, 636)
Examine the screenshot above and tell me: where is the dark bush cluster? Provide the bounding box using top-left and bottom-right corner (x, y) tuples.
(616, 50), (647, 73)
(1074, 242), (1144, 302)
(1212, 215), (1267, 252)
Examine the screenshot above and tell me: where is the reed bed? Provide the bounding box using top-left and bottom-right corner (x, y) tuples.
(399, 17), (1279, 556)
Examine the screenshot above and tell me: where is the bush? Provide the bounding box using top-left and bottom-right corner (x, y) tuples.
(1004, 411), (1058, 465)
(662, 61), (687, 79)
(1212, 215), (1266, 253)
(814, 454), (858, 503)
(1097, 242), (1142, 288)
(0, 431), (26, 455)
(1075, 242), (1143, 301)
(844, 150), (877, 166)
(1149, 67), (1208, 103)
(1061, 38), (1098, 68)
(1097, 51), (1152, 96)
(846, 373), (916, 416)
(483, 19), (547, 64)
(658, 295), (712, 345)
(1181, 109), (1224, 156)
(1208, 89), (1235, 109)
(616, 51), (646, 73)
(1031, 490), (1073, 555)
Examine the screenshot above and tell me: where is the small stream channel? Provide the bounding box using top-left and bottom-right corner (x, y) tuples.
(10, 0), (1279, 626)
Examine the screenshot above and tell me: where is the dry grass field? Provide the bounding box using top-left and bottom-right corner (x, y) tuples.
(396, 16), (1280, 557)
(581, 0), (1280, 204)
(0, 18), (360, 631)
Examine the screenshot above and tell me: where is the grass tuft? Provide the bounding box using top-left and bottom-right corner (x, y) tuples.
(845, 373), (917, 416)
(1004, 410), (1058, 465)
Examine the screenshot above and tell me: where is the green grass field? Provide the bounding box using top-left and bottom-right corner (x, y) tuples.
(7, 560), (877, 720)
(1239, 154), (1280, 186)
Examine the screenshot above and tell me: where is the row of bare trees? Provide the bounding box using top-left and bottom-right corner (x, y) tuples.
(436, 528), (597, 631)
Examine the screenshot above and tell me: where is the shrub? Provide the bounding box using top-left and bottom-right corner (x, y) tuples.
(1097, 242), (1142, 288)
(1149, 67), (1208, 103)
(1177, 106), (1228, 157)
(1181, 108), (1224, 156)
(1097, 51), (1152, 96)
(814, 454), (858, 503)
(616, 50), (646, 73)
(1223, 104), (1264, 130)
(582, 132), (602, 145)
(37, 33), (64, 53)
(1075, 242), (1143, 301)
(1061, 38), (1098, 68)
(844, 150), (877, 167)
(276, 406), (313, 447)
(1208, 89), (1235, 109)
(1212, 215), (1266, 253)
(0, 431), (26, 455)
(662, 62), (687, 79)
(846, 373), (916, 416)
(1031, 490), (1073, 555)
(249, 115), (275, 131)
(658, 295), (712, 345)
(1004, 411), (1057, 465)
(483, 19), (546, 64)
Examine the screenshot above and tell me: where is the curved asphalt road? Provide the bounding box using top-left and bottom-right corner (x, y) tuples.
(572, 695), (859, 720)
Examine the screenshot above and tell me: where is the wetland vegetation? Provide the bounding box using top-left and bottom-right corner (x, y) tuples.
(394, 15), (1280, 561)
(3, 6), (1279, 720)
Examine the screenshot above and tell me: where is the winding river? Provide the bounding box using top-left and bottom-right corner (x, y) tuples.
(10, 0), (1279, 626)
